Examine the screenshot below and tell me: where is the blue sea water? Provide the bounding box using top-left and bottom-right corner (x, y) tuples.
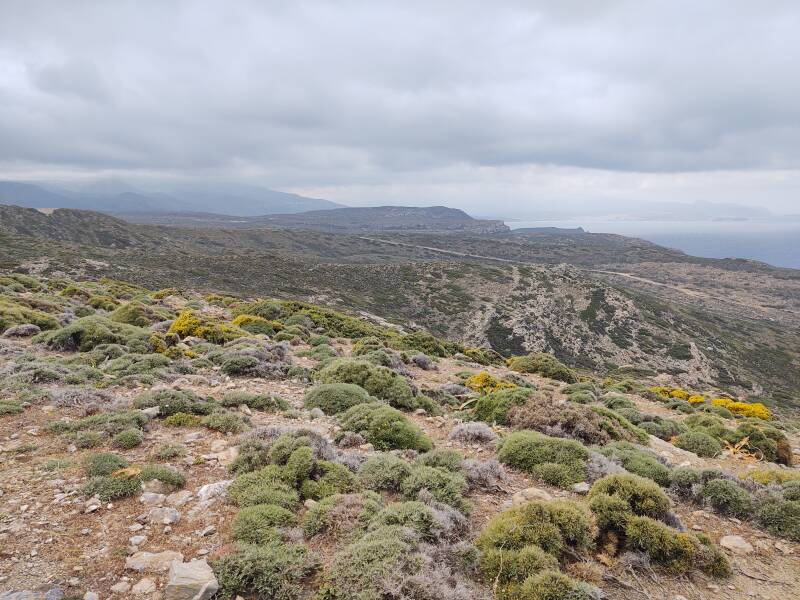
(507, 220), (800, 270)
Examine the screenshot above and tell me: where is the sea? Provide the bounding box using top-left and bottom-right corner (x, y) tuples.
(506, 220), (800, 270)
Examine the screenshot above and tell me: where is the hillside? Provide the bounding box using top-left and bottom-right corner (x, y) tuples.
(117, 205), (511, 234)
(0, 181), (343, 216)
(0, 204), (798, 411)
(0, 273), (798, 600)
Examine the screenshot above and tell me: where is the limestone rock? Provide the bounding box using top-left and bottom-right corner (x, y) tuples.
(125, 550), (184, 572)
(165, 559), (219, 600)
(719, 535), (753, 554)
(511, 486), (553, 505)
(196, 480), (231, 502)
(132, 578), (157, 595)
(148, 507), (181, 525)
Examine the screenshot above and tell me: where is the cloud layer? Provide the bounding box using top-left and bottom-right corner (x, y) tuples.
(1, 1), (799, 214)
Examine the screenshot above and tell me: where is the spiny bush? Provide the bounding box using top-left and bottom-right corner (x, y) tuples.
(416, 449), (463, 472)
(639, 417), (687, 441)
(231, 314), (279, 336)
(669, 467), (702, 500)
(517, 570), (597, 600)
(339, 403), (432, 452)
(626, 516), (729, 576)
(152, 442), (186, 460)
(673, 430), (722, 457)
(133, 388), (216, 416)
(304, 383), (374, 415)
(358, 453), (412, 492)
(83, 452), (129, 476)
(597, 442), (671, 487)
(401, 464), (468, 510)
(108, 301), (155, 327)
(394, 330), (450, 357)
(232, 504), (296, 545)
(449, 421), (497, 444)
(497, 431), (588, 488)
(139, 464), (186, 488)
(587, 474), (671, 529)
(0, 400), (23, 416)
(472, 388), (534, 425)
(214, 542), (318, 600)
(75, 430), (104, 448)
(202, 411), (249, 434)
(303, 491), (382, 539)
(702, 479), (753, 518)
(82, 473), (142, 501)
(220, 391), (289, 412)
(368, 501), (441, 540)
(228, 465), (300, 509)
(507, 352), (577, 383)
(35, 316), (149, 352)
(164, 412), (202, 427)
(300, 460), (360, 501)
(317, 358), (417, 410)
(168, 309), (246, 344)
(740, 468), (800, 486)
(754, 494), (800, 541)
(49, 410), (148, 436)
(464, 371), (516, 394)
(112, 428), (144, 449)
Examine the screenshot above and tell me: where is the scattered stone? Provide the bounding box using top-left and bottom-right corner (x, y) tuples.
(511, 487), (553, 505)
(304, 499), (317, 509)
(165, 559), (219, 600)
(142, 480), (171, 494)
(125, 550), (184, 572)
(130, 535), (148, 546)
(720, 536), (754, 556)
(196, 480), (231, 502)
(141, 406), (160, 418)
(110, 581), (131, 594)
(166, 490), (194, 507)
(148, 507), (181, 525)
(83, 593), (99, 600)
(140, 492), (166, 506)
(132, 577), (157, 595)
(2, 324), (41, 338)
(199, 525), (216, 537)
(571, 482), (590, 494)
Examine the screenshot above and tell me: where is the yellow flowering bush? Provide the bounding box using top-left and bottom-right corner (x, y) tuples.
(168, 310), (246, 344)
(465, 371), (516, 394)
(740, 469), (800, 486)
(669, 388), (689, 400)
(687, 394), (706, 404)
(711, 398), (771, 420)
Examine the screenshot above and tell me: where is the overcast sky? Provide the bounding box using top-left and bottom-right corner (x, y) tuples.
(1, 1), (799, 216)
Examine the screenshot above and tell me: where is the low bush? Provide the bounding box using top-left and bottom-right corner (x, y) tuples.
(369, 501), (441, 540)
(164, 412), (202, 427)
(228, 466), (300, 509)
(152, 442), (186, 460)
(339, 403), (432, 452)
(139, 464), (186, 488)
(401, 464), (468, 510)
(317, 358), (418, 409)
(507, 352), (577, 383)
(304, 383), (374, 415)
(220, 391), (289, 412)
(464, 371), (516, 394)
(702, 479), (752, 518)
(639, 418), (687, 440)
(231, 314), (279, 336)
(358, 453), (412, 492)
(754, 495), (800, 541)
(232, 504), (296, 545)
(202, 411), (249, 434)
(517, 570), (597, 600)
(416, 449), (463, 472)
(112, 428), (144, 449)
(449, 421), (497, 444)
(598, 442), (671, 487)
(303, 491), (382, 539)
(497, 431), (588, 488)
(133, 388), (216, 416)
(0, 400), (24, 416)
(214, 542), (318, 600)
(669, 467), (702, 500)
(35, 316), (149, 352)
(588, 474), (671, 529)
(472, 388), (534, 425)
(673, 431), (722, 457)
(83, 452), (129, 476)
(301, 460), (360, 500)
(82, 474), (141, 501)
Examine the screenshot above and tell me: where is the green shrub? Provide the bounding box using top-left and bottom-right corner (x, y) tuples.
(48, 410), (148, 436)
(368, 501), (440, 540)
(358, 453), (412, 491)
(472, 388), (533, 425)
(393, 330), (449, 357)
(566, 391), (594, 404)
(214, 542), (317, 600)
(74, 430), (104, 448)
(754, 495), (800, 541)
(232, 300), (283, 321)
(782, 481), (800, 502)
(229, 466), (299, 509)
(598, 442), (671, 487)
(639, 418), (687, 440)
(139, 464), (186, 488)
(0, 400), (23, 416)
(302, 492), (382, 539)
(202, 411), (248, 434)
(415, 448), (463, 472)
(83, 452), (129, 476)
(497, 431), (588, 488)
(322, 525), (417, 600)
(112, 428), (144, 449)
(673, 431), (722, 457)
(232, 504), (296, 545)
(339, 404), (432, 452)
(152, 442), (186, 460)
(479, 545), (558, 586)
(317, 358), (416, 410)
(220, 391), (289, 412)
(507, 353), (577, 383)
(230, 439), (272, 475)
(35, 316), (149, 352)
(602, 395), (636, 410)
(401, 464), (468, 509)
(518, 570), (596, 600)
(702, 479), (752, 518)
(164, 412), (202, 427)
(304, 383), (374, 415)
(82, 474), (141, 501)
(133, 389), (216, 416)
(301, 461), (360, 500)
(588, 474), (670, 529)
(108, 301), (154, 327)
(669, 467), (701, 500)
(625, 516), (729, 576)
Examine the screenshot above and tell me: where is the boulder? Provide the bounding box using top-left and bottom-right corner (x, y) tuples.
(165, 559), (219, 600)
(719, 535), (754, 554)
(125, 550), (184, 572)
(148, 507), (181, 525)
(196, 480), (231, 502)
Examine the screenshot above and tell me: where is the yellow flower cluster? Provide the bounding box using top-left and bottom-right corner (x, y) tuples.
(711, 398), (771, 420)
(687, 394), (706, 404)
(465, 371), (517, 394)
(740, 469), (800, 485)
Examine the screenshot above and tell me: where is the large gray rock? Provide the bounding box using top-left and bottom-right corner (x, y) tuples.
(148, 506), (181, 524)
(165, 559), (219, 600)
(125, 550), (184, 572)
(1, 324), (41, 338)
(720, 535), (754, 554)
(196, 480), (231, 501)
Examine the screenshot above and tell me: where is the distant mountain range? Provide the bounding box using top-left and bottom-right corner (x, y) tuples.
(0, 180), (343, 216)
(116, 205), (510, 233)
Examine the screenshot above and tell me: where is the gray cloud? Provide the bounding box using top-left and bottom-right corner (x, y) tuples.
(0, 0), (799, 213)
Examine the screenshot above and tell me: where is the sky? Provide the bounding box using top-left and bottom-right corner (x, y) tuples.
(1, 1), (800, 217)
